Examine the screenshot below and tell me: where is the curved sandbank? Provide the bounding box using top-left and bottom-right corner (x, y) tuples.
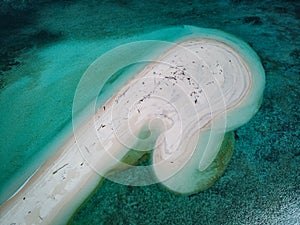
(0, 26), (265, 224)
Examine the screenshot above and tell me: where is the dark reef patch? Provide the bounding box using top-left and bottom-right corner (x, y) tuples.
(243, 16), (263, 25)
(30, 29), (62, 46)
(0, 12), (33, 30)
(0, 0), (65, 89)
(0, 0), (36, 31)
(289, 49), (300, 61)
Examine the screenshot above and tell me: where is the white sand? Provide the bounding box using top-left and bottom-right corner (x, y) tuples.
(0, 37), (264, 224)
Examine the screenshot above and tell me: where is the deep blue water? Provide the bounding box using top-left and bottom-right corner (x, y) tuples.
(0, 0), (299, 224)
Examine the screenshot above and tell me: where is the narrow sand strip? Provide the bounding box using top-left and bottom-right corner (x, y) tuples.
(0, 34), (264, 224)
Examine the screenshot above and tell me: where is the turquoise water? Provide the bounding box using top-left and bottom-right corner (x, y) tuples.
(0, 0), (299, 224)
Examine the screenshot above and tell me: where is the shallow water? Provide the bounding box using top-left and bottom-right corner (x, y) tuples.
(0, 0), (299, 224)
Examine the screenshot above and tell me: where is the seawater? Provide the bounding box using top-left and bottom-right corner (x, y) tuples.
(1, 0), (299, 224)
